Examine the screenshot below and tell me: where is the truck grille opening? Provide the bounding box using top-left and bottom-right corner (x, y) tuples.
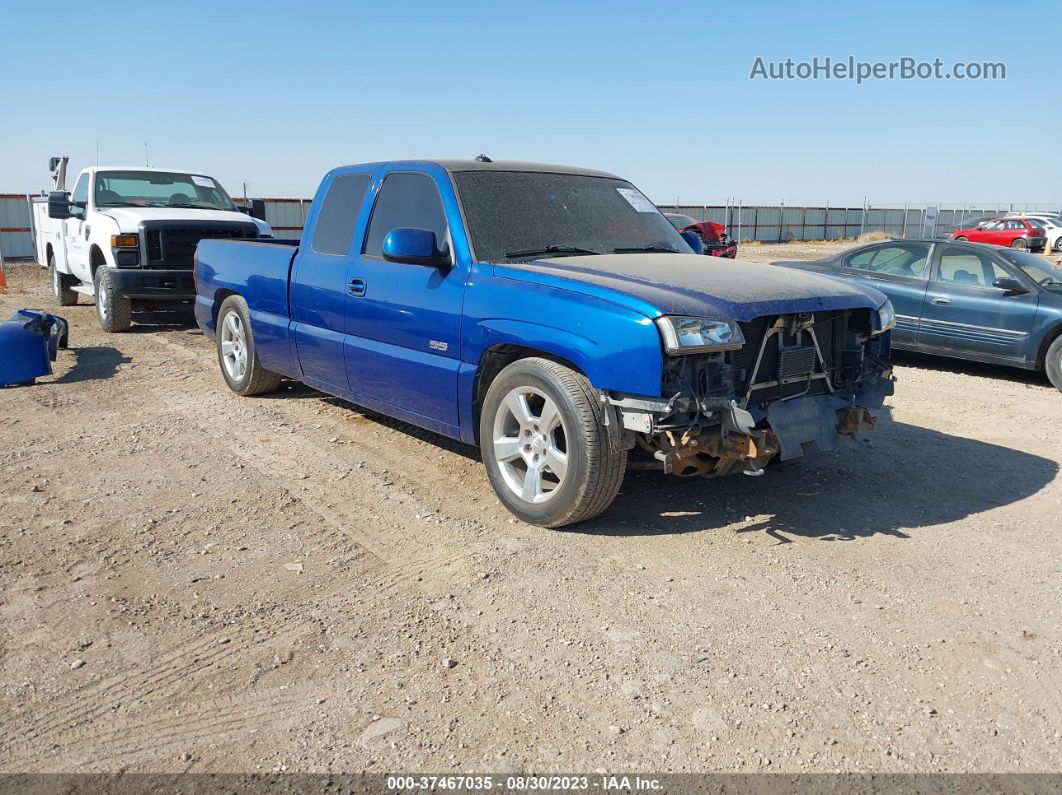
(143, 224), (258, 270)
(733, 312), (848, 404)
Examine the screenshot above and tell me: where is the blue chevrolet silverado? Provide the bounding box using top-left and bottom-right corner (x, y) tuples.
(194, 159), (895, 527)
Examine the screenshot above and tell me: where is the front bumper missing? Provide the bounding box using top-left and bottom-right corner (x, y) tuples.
(615, 393), (886, 477)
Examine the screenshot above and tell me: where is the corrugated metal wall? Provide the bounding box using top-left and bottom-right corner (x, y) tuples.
(659, 203), (1062, 242)
(0, 194), (34, 260)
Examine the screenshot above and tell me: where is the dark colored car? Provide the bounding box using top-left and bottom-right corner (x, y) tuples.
(953, 217), (1047, 252)
(664, 213), (738, 258)
(773, 239), (1062, 390)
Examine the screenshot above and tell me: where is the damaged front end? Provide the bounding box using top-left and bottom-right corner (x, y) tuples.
(605, 307), (894, 477)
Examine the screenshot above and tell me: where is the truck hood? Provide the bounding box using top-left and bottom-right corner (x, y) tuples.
(98, 207), (264, 232)
(495, 254), (886, 322)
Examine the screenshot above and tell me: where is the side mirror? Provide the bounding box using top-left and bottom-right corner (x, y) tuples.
(48, 156), (61, 172)
(47, 191), (75, 220)
(382, 227), (451, 267)
(680, 229), (704, 255)
(993, 277), (1028, 294)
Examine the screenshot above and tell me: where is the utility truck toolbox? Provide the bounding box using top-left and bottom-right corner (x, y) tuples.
(194, 158), (895, 528)
(34, 156), (272, 332)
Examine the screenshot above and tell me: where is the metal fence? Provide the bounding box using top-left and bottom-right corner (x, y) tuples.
(0, 194), (34, 260)
(657, 202), (1062, 243)
(7, 191), (1062, 263)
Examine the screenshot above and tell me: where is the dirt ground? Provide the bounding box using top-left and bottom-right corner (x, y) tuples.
(1, 245), (1060, 775)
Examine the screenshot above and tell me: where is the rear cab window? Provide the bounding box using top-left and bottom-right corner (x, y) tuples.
(311, 173), (371, 255)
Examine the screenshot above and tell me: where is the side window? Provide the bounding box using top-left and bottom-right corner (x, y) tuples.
(844, 244), (929, 279)
(936, 246), (998, 287)
(71, 174), (89, 207)
(311, 173), (371, 256)
(363, 172), (448, 259)
(981, 220), (1002, 230)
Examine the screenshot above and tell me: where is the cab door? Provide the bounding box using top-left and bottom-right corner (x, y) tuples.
(918, 243), (1037, 361)
(65, 173), (91, 280)
(343, 169), (469, 430)
(289, 172), (372, 391)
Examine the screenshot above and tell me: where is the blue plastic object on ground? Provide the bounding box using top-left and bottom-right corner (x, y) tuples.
(0, 310), (69, 386)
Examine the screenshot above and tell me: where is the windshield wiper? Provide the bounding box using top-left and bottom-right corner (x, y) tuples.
(612, 245), (681, 253)
(504, 244), (603, 259)
(97, 202), (143, 207)
(167, 203), (216, 209)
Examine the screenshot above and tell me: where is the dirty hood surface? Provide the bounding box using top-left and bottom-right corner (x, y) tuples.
(497, 253), (885, 321)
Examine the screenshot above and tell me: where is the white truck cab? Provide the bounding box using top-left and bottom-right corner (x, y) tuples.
(36, 157), (271, 331)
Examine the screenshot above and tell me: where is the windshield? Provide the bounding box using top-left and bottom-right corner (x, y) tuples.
(999, 250), (1062, 293)
(94, 170), (236, 210)
(452, 171), (691, 261)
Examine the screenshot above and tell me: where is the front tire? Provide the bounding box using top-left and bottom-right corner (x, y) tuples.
(1045, 335), (1062, 392)
(94, 268), (132, 332)
(216, 295), (282, 396)
(49, 253), (77, 306)
(479, 357), (626, 528)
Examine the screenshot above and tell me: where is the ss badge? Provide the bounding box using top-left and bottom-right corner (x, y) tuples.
(428, 340), (448, 352)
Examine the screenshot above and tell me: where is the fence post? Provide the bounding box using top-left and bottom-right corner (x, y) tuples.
(859, 196), (866, 238)
(778, 201), (784, 242)
(824, 200), (829, 241)
(737, 201), (742, 242)
(752, 207), (758, 242)
(800, 206), (806, 241)
(902, 203), (908, 239)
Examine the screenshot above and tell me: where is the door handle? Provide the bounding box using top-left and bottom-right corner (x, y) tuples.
(347, 278), (367, 297)
(930, 296), (950, 305)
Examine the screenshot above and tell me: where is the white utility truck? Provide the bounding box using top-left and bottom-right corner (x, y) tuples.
(34, 157), (271, 331)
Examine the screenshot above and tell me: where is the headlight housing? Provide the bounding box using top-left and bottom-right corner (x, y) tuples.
(656, 316), (745, 354)
(872, 299), (896, 335)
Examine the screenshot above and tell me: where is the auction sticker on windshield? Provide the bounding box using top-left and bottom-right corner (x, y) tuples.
(616, 187), (657, 212)
(191, 175), (215, 187)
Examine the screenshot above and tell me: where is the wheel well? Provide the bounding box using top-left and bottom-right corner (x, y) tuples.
(89, 245), (107, 279)
(212, 289), (238, 328)
(1036, 323), (1062, 369)
(472, 344), (586, 437)
(45, 242), (54, 264)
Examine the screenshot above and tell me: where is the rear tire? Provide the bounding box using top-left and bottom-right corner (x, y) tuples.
(1011, 238), (1028, 250)
(49, 253), (77, 306)
(1045, 335), (1062, 393)
(216, 295), (282, 396)
(94, 268), (132, 332)
(479, 357), (626, 528)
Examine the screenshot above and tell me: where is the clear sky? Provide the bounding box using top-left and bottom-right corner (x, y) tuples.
(3, 1), (1059, 205)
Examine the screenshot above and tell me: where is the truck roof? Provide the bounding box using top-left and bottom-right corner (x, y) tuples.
(335, 159), (620, 179)
(79, 166), (215, 174)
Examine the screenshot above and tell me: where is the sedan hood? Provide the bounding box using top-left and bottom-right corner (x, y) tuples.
(496, 254), (885, 321)
(98, 206), (257, 231)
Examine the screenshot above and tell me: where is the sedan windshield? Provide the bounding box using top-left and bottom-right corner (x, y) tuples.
(999, 250), (1062, 293)
(94, 170), (236, 210)
(452, 171), (691, 262)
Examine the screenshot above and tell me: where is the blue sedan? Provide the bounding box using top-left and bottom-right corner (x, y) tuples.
(773, 239), (1062, 391)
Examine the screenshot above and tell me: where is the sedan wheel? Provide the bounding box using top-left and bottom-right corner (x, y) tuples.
(1011, 238), (1028, 250)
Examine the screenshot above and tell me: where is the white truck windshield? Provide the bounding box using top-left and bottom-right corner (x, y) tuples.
(94, 170), (236, 210)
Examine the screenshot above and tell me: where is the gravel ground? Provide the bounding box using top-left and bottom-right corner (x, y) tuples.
(1, 247), (1060, 774)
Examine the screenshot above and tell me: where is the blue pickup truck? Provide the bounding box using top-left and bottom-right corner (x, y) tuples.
(194, 159), (895, 527)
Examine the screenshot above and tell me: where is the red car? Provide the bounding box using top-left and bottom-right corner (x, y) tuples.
(952, 217), (1047, 252)
(664, 213), (738, 258)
